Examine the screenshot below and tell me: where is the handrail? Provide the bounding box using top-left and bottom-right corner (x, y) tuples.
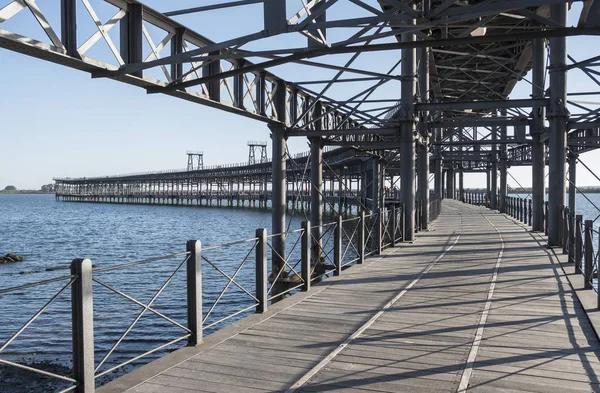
(2, 205), (433, 391)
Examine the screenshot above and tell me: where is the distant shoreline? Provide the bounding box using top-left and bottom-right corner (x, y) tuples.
(0, 191), (54, 195)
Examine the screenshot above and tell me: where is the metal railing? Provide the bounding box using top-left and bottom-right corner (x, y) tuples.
(0, 198), (439, 392)
(500, 196), (599, 309)
(0, 275), (79, 393)
(570, 217), (599, 309)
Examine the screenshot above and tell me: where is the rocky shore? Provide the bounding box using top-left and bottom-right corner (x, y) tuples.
(0, 253), (25, 264)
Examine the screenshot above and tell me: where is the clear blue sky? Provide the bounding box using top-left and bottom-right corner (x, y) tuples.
(0, 1), (598, 190)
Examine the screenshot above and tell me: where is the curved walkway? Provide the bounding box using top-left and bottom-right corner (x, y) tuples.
(100, 200), (600, 393)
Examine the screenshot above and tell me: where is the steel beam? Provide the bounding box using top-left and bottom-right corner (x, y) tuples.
(432, 118), (531, 128)
(548, 4), (569, 247)
(417, 99), (549, 112)
(532, 38), (546, 232)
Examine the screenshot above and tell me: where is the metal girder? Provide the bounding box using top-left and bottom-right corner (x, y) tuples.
(417, 99), (549, 111)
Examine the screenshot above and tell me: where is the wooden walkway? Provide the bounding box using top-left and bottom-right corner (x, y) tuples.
(99, 201), (600, 393)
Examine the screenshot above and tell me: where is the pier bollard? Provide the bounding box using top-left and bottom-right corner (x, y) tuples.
(584, 220), (593, 289)
(301, 221), (311, 291)
(575, 215), (583, 274)
(70, 258), (95, 393)
(334, 215), (342, 276)
(358, 211), (365, 264)
(186, 240), (203, 344)
(391, 206), (397, 247)
(255, 229), (268, 311)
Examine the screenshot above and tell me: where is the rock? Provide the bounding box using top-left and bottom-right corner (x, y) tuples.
(19, 271), (34, 275)
(45, 266), (68, 272)
(0, 253), (25, 264)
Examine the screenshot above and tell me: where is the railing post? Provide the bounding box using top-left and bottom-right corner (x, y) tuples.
(558, 205), (564, 247)
(71, 258), (95, 393)
(301, 221), (311, 292)
(562, 207), (569, 254)
(358, 211), (365, 264)
(544, 202), (549, 235)
(528, 199), (533, 225)
(255, 229), (268, 309)
(391, 205), (397, 247)
(568, 212), (575, 264)
(376, 209), (382, 255)
(524, 198), (528, 224)
(575, 215), (583, 274)
(584, 220), (593, 289)
(186, 240), (202, 344)
(334, 215), (342, 276)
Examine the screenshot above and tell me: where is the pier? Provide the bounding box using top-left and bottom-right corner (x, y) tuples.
(2, 0), (600, 392)
(97, 200), (600, 393)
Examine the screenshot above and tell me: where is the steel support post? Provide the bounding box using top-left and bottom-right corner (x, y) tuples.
(120, 3), (143, 78)
(71, 259), (94, 393)
(532, 38), (547, 231)
(310, 138), (323, 263)
(418, 32), (430, 229)
(499, 109), (508, 213)
(447, 165), (454, 199)
(547, 4), (569, 246)
(397, 7), (417, 242)
(372, 160), (380, 214)
(491, 117), (498, 210)
(61, 0), (78, 57)
(269, 124), (287, 297)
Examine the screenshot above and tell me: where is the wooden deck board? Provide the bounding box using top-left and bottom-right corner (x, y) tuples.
(98, 201), (600, 393)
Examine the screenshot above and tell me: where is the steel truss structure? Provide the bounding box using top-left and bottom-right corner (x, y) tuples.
(2, 1), (600, 281)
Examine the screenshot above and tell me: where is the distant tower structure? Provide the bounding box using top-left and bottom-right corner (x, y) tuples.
(186, 151), (204, 171)
(248, 141), (268, 165)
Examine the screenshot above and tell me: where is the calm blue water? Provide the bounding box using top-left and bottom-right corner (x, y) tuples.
(0, 194), (321, 389)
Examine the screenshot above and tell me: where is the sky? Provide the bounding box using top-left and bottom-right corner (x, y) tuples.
(0, 1), (599, 190)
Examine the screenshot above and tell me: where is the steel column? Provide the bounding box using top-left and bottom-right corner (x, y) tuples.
(491, 116), (498, 210)
(499, 109), (508, 213)
(269, 124), (287, 297)
(310, 138), (323, 263)
(532, 38), (547, 232)
(547, 4), (569, 246)
(418, 28), (430, 229)
(399, 9), (417, 242)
